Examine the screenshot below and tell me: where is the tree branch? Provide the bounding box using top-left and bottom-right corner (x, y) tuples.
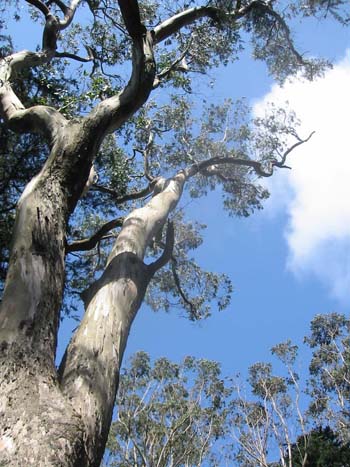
(0, 78), (67, 142)
(153, 1), (262, 44)
(153, 45), (190, 89)
(84, 2), (156, 137)
(0, 0), (80, 138)
(55, 46), (95, 63)
(148, 221), (174, 276)
(171, 259), (198, 320)
(52, 0), (82, 28)
(184, 132), (314, 180)
(25, 0), (50, 16)
(92, 178), (159, 205)
(153, 6), (220, 44)
(66, 217), (124, 253)
(117, 0), (146, 40)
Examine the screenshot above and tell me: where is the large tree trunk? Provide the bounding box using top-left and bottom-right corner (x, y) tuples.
(0, 129), (97, 465)
(0, 0), (295, 463)
(0, 1), (159, 462)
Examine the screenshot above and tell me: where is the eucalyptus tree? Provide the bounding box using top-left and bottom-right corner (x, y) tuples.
(106, 314), (350, 467)
(105, 352), (228, 467)
(227, 314), (350, 467)
(0, 0), (341, 466)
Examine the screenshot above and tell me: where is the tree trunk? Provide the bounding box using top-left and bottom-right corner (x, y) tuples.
(0, 3), (159, 461)
(0, 158), (184, 465)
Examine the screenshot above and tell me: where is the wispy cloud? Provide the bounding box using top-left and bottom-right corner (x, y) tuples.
(253, 51), (350, 302)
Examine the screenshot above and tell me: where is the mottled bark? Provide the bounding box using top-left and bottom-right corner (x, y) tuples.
(58, 173), (185, 463)
(0, 1), (157, 465)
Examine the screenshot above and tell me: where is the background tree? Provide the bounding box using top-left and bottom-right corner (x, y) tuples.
(106, 313), (350, 467)
(228, 313), (350, 467)
(105, 352), (228, 467)
(306, 313), (350, 442)
(284, 426), (350, 467)
(0, 1), (345, 466)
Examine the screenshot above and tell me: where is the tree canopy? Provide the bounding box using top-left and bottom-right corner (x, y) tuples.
(106, 313), (350, 467)
(1, 1), (350, 466)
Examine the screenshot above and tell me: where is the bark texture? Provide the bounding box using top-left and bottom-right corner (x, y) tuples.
(0, 2), (159, 465)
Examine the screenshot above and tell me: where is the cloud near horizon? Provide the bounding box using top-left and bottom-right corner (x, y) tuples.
(253, 51), (350, 302)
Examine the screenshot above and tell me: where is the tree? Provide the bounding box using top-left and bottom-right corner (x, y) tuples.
(228, 314), (350, 467)
(0, 1), (344, 465)
(285, 426), (350, 467)
(105, 314), (350, 467)
(105, 352), (228, 467)
(306, 313), (350, 442)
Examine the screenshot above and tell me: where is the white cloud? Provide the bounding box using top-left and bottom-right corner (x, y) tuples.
(253, 51), (350, 302)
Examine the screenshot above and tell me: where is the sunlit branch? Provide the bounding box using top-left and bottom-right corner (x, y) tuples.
(153, 6), (221, 44)
(85, 1), (155, 137)
(153, 1), (267, 44)
(54, 0), (82, 28)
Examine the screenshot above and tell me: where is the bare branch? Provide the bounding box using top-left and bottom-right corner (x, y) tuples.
(171, 258), (198, 320)
(92, 178), (159, 205)
(148, 221), (174, 275)
(275, 131), (315, 168)
(66, 217), (124, 253)
(55, 45), (95, 62)
(184, 132), (314, 180)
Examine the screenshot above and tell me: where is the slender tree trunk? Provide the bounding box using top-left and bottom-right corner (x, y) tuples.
(58, 174), (185, 464)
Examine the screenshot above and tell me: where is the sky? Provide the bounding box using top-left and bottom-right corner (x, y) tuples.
(7, 1), (350, 396)
(121, 12), (350, 379)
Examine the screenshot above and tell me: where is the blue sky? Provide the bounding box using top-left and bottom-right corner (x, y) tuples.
(9, 4), (350, 379)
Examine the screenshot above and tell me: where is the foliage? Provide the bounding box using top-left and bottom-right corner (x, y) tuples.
(105, 352), (228, 466)
(306, 313), (350, 441)
(106, 313), (350, 466)
(286, 426), (350, 467)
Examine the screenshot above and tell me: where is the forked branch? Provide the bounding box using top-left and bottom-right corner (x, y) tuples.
(66, 217), (124, 253)
(184, 131), (314, 180)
